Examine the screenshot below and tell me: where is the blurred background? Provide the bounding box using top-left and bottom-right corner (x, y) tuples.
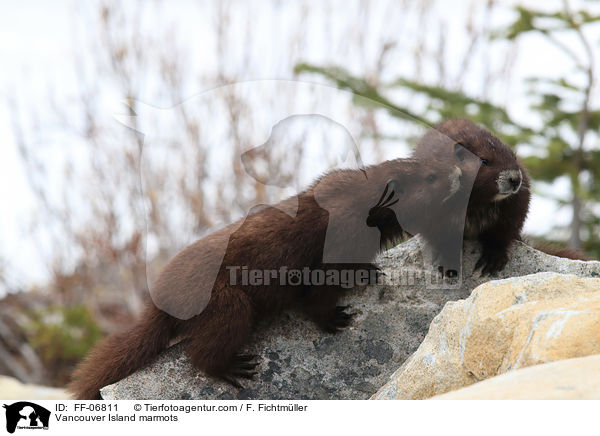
(0, 0), (599, 388)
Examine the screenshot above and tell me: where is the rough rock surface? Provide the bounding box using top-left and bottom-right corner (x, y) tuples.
(0, 376), (71, 400)
(101, 237), (600, 400)
(431, 354), (600, 400)
(373, 272), (600, 400)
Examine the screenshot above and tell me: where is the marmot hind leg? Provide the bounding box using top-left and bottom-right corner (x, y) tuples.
(185, 286), (258, 388)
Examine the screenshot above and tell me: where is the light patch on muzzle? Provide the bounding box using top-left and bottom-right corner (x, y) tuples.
(443, 166), (462, 202)
(495, 169), (522, 201)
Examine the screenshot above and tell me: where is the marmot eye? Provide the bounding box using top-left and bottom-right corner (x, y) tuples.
(426, 174), (438, 183)
(481, 158), (489, 166)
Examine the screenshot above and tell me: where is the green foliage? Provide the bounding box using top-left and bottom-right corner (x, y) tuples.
(23, 305), (102, 379)
(495, 5), (600, 41)
(294, 63), (428, 124)
(295, 63), (536, 149)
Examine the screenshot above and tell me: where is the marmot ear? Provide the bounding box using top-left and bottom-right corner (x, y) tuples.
(454, 142), (467, 162)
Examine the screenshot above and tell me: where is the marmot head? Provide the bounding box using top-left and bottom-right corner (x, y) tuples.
(414, 118), (528, 207)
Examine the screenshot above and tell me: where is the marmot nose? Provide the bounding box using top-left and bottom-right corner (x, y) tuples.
(509, 175), (521, 190)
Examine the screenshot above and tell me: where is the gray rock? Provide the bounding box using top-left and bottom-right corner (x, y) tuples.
(100, 236), (600, 400)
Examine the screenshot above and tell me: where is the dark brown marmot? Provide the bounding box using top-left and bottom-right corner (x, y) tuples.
(69, 157), (462, 399)
(413, 118), (531, 275)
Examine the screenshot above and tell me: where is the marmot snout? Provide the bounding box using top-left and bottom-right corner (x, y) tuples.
(495, 169), (523, 200)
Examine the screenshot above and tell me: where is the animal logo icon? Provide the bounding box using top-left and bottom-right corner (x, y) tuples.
(2, 402), (50, 434)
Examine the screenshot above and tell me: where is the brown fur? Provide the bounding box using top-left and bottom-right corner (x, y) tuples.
(413, 118), (531, 275)
(532, 242), (590, 261)
(69, 158), (458, 399)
